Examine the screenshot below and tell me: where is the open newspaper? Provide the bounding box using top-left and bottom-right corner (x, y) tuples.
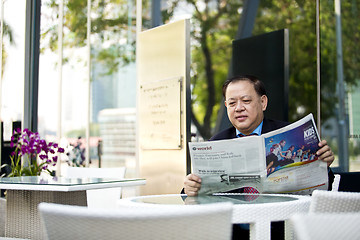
(189, 113), (328, 195)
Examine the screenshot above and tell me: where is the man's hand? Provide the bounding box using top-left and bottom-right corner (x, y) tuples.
(316, 140), (335, 167)
(183, 174), (202, 196)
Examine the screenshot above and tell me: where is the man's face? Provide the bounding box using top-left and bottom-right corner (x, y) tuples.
(225, 80), (268, 135)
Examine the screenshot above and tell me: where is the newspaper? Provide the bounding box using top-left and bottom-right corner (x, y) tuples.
(189, 113), (328, 195)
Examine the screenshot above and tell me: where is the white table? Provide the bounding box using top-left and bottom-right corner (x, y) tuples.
(0, 176), (146, 240)
(118, 193), (311, 240)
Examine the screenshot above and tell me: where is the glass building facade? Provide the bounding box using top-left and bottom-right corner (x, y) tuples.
(0, 0), (359, 178)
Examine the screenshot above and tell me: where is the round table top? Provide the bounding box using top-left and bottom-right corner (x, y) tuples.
(124, 193), (308, 206)
(119, 193), (311, 225)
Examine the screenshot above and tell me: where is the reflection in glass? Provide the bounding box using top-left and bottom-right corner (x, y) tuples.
(132, 193), (297, 206)
(319, 1), (360, 171)
(1, 0), (26, 137)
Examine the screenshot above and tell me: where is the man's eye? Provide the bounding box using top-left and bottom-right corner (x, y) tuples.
(243, 100), (251, 104)
(228, 102), (236, 106)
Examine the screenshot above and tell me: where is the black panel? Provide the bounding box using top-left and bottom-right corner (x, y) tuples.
(231, 29), (289, 122)
(334, 171), (360, 192)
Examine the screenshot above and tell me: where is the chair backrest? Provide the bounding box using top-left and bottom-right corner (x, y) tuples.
(64, 167), (126, 208)
(39, 202), (233, 240)
(291, 213), (360, 240)
(336, 172), (360, 192)
(331, 174), (341, 192)
(310, 190), (360, 213)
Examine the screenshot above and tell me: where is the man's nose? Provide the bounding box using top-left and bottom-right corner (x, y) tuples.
(235, 101), (244, 111)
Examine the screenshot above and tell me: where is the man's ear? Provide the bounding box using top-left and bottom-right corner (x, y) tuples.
(224, 101), (228, 108)
(261, 95), (268, 111)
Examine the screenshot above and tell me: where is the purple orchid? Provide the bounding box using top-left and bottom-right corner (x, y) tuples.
(8, 128), (65, 177)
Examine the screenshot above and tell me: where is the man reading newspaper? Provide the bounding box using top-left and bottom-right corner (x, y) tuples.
(182, 75), (335, 239)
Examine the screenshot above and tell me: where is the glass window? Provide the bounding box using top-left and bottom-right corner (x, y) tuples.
(320, 0), (360, 172)
(39, 0), (89, 174)
(38, 0), (138, 178)
(1, 0), (26, 139)
(90, 0), (137, 176)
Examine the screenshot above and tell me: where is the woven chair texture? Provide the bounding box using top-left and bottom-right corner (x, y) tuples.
(310, 190), (360, 213)
(291, 212), (360, 240)
(118, 193), (311, 240)
(6, 190), (86, 240)
(0, 237), (30, 239)
(226, 194), (310, 240)
(39, 201), (233, 240)
(64, 167), (126, 208)
(0, 198), (6, 237)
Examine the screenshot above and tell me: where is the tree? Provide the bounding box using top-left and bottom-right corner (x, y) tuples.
(42, 0), (143, 75)
(187, 0), (359, 138)
(1, 21), (15, 77)
(176, 0), (244, 140)
(42, 0), (360, 140)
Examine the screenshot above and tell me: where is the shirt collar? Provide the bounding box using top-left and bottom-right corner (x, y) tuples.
(236, 121), (263, 137)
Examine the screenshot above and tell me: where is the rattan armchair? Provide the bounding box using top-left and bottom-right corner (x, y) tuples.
(309, 189), (360, 213)
(291, 212), (360, 240)
(39, 201), (233, 240)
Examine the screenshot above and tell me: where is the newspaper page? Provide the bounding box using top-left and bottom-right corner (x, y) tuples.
(189, 136), (267, 194)
(189, 113), (328, 195)
(263, 113), (328, 194)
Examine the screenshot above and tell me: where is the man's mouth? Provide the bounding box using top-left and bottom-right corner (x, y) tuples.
(235, 115), (247, 121)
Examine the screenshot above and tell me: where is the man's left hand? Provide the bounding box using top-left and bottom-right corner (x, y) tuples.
(316, 139), (335, 167)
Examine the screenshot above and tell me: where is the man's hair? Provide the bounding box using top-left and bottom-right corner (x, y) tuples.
(222, 75), (267, 98)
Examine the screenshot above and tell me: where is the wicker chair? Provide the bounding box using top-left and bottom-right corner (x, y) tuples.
(64, 167), (126, 208)
(291, 212), (360, 240)
(0, 198), (6, 237)
(1, 198), (30, 239)
(309, 190), (360, 213)
(39, 202), (233, 240)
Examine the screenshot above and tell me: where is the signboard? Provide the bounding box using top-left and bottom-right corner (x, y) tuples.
(139, 76), (182, 149)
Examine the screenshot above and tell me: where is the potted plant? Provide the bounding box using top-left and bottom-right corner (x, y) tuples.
(1, 128), (64, 177)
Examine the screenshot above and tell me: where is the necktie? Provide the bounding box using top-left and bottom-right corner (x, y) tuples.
(242, 187), (260, 201)
(243, 186), (259, 194)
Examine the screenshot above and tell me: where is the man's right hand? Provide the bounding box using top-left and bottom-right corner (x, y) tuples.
(183, 174), (202, 196)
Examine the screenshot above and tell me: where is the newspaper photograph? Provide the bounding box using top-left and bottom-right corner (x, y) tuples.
(189, 113), (328, 195)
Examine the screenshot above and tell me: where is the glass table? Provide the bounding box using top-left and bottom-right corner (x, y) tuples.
(0, 176), (146, 240)
(118, 193), (311, 240)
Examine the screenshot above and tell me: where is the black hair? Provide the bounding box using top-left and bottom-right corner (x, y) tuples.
(222, 75), (267, 98)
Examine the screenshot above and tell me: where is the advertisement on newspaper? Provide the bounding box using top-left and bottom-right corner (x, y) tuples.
(262, 114), (328, 194)
(189, 114), (328, 195)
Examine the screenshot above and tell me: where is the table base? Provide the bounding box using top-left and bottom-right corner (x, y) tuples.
(5, 190), (87, 240)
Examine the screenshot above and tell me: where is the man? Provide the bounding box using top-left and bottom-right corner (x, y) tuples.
(182, 75), (335, 240)
(184, 75), (335, 196)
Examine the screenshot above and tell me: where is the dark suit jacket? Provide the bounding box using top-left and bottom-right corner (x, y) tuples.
(208, 117), (334, 190)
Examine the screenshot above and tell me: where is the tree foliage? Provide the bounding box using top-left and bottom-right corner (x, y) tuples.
(186, 0), (359, 138)
(183, 0), (244, 139)
(41, 0), (360, 140)
(42, 0), (142, 75)
(1, 21), (15, 77)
